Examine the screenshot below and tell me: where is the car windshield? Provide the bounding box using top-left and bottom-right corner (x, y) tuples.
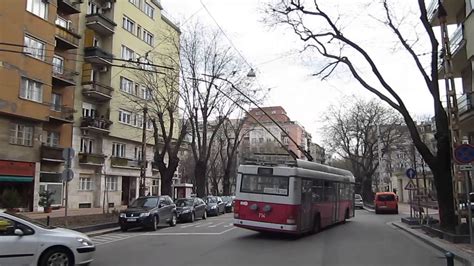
(355, 194), (362, 200)
(5, 212), (54, 229)
(377, 194), (395, 201)
(205, 197), (217, 203)
(130, 197), (159, 208)
(221, 196), (230, 202)
(176, 199), (194, 207)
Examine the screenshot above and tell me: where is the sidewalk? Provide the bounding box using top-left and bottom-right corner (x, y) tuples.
(393, 221), (474, 266)
(23, 207), (113, 219)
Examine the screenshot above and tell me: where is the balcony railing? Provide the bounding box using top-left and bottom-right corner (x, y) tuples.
(79, 153), (106, 165)
(55, 25), (81, 50)
(52, 65), (77, 86)
(111, 157), (143, 168)
(84, 46), (113, 65)
(85, 13), (117, 35)
(80, 116), (112, 133)
(58, 0), (81, 14)
(41, 145), (64, 162)
(450, 24), (464, 55)
(82, 81), (113, 101)
(458, 92), (473, 114)
(49, 105), (74, 123)
(427, 0), (438, 22)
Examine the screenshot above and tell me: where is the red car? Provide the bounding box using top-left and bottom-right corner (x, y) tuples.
(374, 192), (398, 214)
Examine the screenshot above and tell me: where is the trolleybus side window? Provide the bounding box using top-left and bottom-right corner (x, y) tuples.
(324, 181), (335, 202)
(240, 175), (289, 196)
(312, 180), (324, 202)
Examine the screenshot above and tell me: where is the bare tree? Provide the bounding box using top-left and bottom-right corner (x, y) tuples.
(179, 23), (251, 197)
(322, 97), (405, 202)
(268, 0), (457, 230)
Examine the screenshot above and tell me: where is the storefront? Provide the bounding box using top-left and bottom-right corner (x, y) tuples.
(0, 160), (35, 211)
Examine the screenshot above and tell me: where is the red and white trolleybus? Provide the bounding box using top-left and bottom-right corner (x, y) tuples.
(233, 159), (355, 234)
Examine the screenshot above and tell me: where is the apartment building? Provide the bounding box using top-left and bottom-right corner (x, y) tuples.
(68, 0), (180, 209)
(427, 0), (474, 142)
(0, 0), (81, 210)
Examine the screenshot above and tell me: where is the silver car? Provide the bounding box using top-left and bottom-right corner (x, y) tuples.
(0, 210), (95, 266)
(355, 194), (364, 209)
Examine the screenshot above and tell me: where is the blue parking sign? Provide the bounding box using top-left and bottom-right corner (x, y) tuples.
(406, 168), (416, 179)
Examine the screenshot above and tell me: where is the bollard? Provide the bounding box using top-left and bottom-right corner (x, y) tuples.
(445, 252), (454, 266)
(46, 215), (50, 226)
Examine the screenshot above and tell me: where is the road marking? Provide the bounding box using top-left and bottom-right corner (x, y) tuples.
(195, 222), (213, 228)
(223, 223), (233, 228)
(181, 223), (202, 228)
(146, 227), (235, 236)
(209, 222), (225, 228)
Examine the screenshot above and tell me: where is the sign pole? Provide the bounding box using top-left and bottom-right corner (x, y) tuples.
(465, 170), (473, 244)
(62, 148), (75, 228)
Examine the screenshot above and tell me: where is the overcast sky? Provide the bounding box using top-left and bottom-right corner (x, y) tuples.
(160, 0), (442, 143)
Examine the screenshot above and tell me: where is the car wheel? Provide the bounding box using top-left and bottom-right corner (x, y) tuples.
(343, 209), (349, 223)
(169, 213), (177, 227)
(120, 226), (128, 232)
(151, 215), (158, 231)
(375, 209), (379, 214)
(202, 210), (207, 220)
(190, 212), (195, 223)
(39, 247), (73, 266)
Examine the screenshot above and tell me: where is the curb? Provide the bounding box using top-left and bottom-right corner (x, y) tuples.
(86, 227), (120, 237)
(392, 222), (473, 266)
(363, 205), (374, 212)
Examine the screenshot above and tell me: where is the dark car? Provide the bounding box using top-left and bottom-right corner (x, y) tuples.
(221, 196), (235, 213)
(203, 196), (225, 216)
(176, 197), (207, 222)
(119, 196), (177, 232)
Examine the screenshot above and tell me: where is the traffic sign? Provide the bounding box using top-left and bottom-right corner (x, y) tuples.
(460, 164), (473, 171)
(406, 168), (417, 179)
(454, 144), (474, 164)
(62, 147), (75, 161)
(61, 169), (74, 182)
(404, 180), (417, 190)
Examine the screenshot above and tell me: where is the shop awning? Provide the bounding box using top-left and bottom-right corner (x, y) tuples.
(0, 176), (34, 182)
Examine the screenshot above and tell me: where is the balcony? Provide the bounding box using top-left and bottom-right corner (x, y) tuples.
(80, 116), (112, 134)
(84, 46), (113, 65)
(55, 25), (81, 50)
(82, 81), (113, 101)
(58, 0), (81, 15)
(450, 24), (465, 57)
(79, 153), (105, 166)
(437, 24), (466, 78)
(459, 92), (473, 114)
(41, 145), (65, 163)
(49, 106), (74, 124)
(85, 13), (116, 35)
(52, 65), (77, 87)
(111, 157), (142, 169)
(427, 0), (463, 26)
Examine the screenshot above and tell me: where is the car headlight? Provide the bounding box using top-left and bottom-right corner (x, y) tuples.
(119, 213), (126, 218)
(226, 203), (232, 207)
(139, 212), (150, 217)
(77, 238), (93, 246)
(211, 206), (217, 209)
(182, 209), (191, 214)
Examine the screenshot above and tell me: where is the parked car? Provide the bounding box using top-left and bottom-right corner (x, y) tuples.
(0, 210), (95, 266)
(203, 196), (226, 216)
(119, 196), (177, 231)
(221, 196), (235, 213)
(374, 192), (398, 214)
(459, 192), (474, 214)
(354, 194), (363, 209)
(176, 197), (207, 222)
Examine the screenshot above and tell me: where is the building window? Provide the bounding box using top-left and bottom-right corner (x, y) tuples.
(52, 55), (64, 74)
(106, 176), (118, 191)
(55, 16), (70, 29)
(44, 131), (60, 147)
(122, 16), (135, 34)
(120, 77), (134, 94)
(134, 114), (143, 128)
(143, 2), (155, 19)
(136, 25), (142, 38)
(112, 142), (126, 157)
(140, 85), (150, 100)
(118, 109), (132, 124)
(142, 30), (154, 46)
(51, 93), (62, 112)
(24, 35), (46, 61)
(87, 0), (99, 14)
(134, 146), (143, 160)
(79, 177), (93, 191)
(26, 0), (48, 19)
(121, 45), (135, 61)
(129, 0), (139, 7)
(10, 123), (34, 146)
(80, 138), (94, 153)
(20, 77), (43, 103)
(152, 179), (159, 195)
(82, 102), (97, 118)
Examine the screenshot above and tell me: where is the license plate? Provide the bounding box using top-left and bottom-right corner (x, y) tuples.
(127, 218), (137, 222)
(379, 206), (387, 208)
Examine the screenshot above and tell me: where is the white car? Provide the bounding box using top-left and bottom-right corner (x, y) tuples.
(354, 194), (364, 209)
(0, 210), (95, 266)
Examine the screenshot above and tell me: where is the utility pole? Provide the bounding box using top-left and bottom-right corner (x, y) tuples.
(138, 51), (151, 197)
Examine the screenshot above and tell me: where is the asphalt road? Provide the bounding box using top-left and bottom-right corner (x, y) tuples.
(91, 210), (458, 266)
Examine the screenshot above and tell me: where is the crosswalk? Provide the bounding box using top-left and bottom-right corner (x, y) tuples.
(180, 221), (233, 229)
(91, 232), (142, 245)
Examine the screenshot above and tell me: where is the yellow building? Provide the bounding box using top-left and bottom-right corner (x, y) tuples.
(69, 0), (180, 209)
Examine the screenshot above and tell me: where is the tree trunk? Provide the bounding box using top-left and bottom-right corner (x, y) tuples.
(362, 177), (374, 203)
(156, 155), (180, 197)
(195, 160), (207, 197)
(222, 168), (231, 196)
